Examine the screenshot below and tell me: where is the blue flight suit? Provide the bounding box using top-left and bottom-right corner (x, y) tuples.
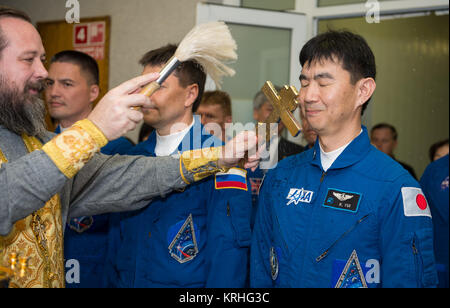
(248, 138), (306, 229)
(104, 117), (252, 287)
(251, 126), (438, 288)
(59, 124), (135, 288)
(420, 154), (449, 288)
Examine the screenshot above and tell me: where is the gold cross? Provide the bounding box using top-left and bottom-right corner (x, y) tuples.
(238, 81), (301, 168)
(258, 81), (301, 142)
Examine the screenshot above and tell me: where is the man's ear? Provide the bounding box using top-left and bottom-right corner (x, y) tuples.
(356, 77), (376, 109)
(184, 84), (199, 108)
(89, 84), (100, 103)
(253, 109), (258, 122)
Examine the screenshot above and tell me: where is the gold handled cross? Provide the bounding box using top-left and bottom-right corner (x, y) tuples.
(239, 81), (301, 168)
(258, 81), (301, 142)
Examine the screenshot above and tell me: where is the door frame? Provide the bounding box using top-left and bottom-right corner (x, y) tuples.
(293, 0), (449, 37)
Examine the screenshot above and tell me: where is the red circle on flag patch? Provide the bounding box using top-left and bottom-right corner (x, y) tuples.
(416, 194), (427, 210)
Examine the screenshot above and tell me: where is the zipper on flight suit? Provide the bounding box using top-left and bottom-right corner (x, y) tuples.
(320, 171), (326, 183)
(411, 236), (422, 286)
(274, 211), (290, 254)
(315, 214), (370, 262)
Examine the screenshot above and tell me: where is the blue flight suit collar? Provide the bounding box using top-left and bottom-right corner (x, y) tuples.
(138, 115), (221, 155)
(310, 126), (372, 171)
(140, 130), (157, 156)
(176, 115), (210, 152)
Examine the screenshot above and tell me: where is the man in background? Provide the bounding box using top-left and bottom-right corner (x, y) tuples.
(428, 139), (449, 162)
(196, 90), (232, 142)
(46, 50), (134, 154)
(370, 123), (417, 179)
(420, 154), (449, 288)
(253, 88), (304, 163)
(248, 88), (305, 226)
(45, 50), (134, 288)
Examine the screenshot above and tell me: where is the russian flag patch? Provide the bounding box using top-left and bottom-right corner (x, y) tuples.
(215, 168), (248, 191)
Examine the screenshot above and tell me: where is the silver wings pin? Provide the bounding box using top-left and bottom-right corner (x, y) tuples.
(333, 192), (354, 202)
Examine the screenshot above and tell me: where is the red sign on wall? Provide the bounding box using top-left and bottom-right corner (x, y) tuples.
(89, 22), (105, 44)
(73, 22), (105, 60)
(74, 24), (88, 45)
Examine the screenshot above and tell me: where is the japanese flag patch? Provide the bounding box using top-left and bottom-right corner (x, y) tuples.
(401, 187), (431, 218)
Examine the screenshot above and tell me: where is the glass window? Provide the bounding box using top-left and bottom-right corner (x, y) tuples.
(221, 23), (291, 124)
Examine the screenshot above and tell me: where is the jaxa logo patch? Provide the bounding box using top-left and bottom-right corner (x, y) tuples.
(167, 214), (199, 264)
(286, 188), (314, 205)
(68, 216), (94, 233)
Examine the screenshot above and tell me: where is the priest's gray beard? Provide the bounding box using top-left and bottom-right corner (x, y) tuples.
(0, 74), (47, 139)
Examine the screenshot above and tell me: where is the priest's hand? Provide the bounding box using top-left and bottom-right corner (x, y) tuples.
(87, 73), (159, 141)
(218, 130), (260, 171)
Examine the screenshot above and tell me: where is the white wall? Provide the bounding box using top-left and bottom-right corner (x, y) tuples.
(2, 0), (203, 142)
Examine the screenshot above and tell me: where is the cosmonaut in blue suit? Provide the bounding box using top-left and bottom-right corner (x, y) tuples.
(250, 30), (438, 288)
(104, 116), (252, 287)
(103, 44), (252, 288)
(63, 131), (133, 288)
(420, 154), (449, 288)
(44, 50), (135, 287)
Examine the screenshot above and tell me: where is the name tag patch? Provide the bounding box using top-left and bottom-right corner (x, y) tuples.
(323, 189), (361, 213)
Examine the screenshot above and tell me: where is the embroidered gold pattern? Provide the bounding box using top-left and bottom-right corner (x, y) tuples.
(180, 146), (229, 183)
(42, 119), (108, 178)
(0, 135), (65, 288)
